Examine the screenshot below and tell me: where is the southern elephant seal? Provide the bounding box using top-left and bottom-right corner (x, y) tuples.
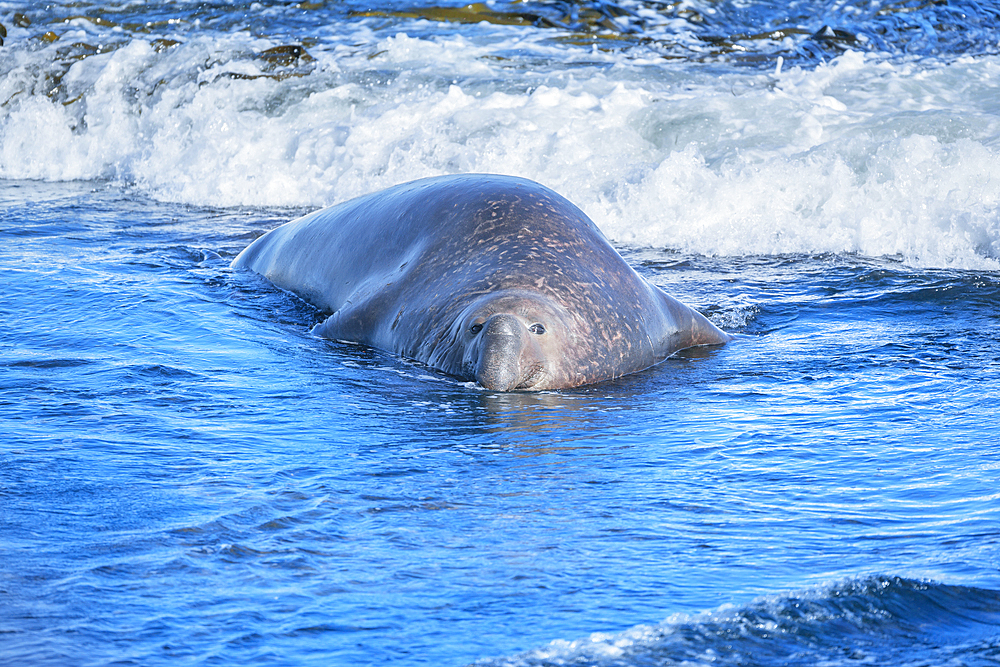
(231, 174), (731, 390)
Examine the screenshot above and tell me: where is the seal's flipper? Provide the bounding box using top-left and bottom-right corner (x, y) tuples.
(651, 285), (732, 358)
(313, 299), (384, 344)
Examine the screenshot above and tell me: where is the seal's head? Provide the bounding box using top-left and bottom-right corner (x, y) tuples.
(455, 290), (583, 391)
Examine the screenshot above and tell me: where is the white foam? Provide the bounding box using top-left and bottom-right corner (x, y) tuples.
(2, 25), (999, 269)
(478, 576), (951, 667)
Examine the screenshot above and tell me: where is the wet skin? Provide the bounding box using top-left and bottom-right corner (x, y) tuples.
(232, 174), (731, 390)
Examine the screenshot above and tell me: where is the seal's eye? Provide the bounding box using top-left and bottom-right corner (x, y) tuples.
(469, 323), (483, 334)
(528, 323), (545, 335)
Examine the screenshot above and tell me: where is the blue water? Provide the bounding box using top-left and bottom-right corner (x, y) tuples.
(3, 1), (1000, 665)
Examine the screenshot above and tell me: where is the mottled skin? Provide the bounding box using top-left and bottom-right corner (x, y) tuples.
(231, 174), (731, 390)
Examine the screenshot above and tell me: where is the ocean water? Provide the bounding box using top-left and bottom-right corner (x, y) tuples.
(2, 1), (999, 666)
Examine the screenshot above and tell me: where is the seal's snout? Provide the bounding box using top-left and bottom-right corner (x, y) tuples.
(475, 314), (526, 391)
(482, 313), (521, 338)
